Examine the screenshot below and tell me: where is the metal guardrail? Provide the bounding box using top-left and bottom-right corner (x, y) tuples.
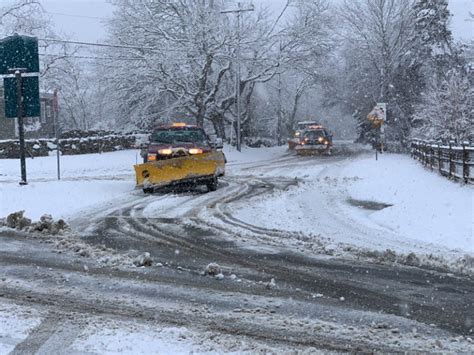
(411, 140), (474, 184)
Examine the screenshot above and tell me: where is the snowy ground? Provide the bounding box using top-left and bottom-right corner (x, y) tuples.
(233, 153), (473, 257)
(0, 150), (138, 220)
(1, 146), (472, 257)
(0, 301), (296, 355)
(1, 145), (473, 352)
(0, 304), (41, 354)
(343, 155), (473, 253)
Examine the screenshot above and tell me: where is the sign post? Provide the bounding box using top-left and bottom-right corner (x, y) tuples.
(0, 34), (40, 185)
(367, 103), (386, 160)
(53, 89), (61, 180)
(14, 69), (27, 184)
(377, 103), (386, 154)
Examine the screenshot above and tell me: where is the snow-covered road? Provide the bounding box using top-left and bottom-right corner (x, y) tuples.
(2, 144), (470, 259)
(1, 144), (473, 353)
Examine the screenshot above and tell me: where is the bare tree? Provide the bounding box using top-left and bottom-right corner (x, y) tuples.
(336, 0), (422, 144)
(100, 1), (300, 138)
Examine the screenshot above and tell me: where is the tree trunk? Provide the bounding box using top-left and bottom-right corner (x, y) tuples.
(209, 113), (226, 139)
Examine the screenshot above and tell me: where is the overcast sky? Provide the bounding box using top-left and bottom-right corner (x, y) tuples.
(39, 0), (472, 43)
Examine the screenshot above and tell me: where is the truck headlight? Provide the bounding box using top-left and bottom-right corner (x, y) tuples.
(158, 148), (173, 155)
(189, 148), (203, 155)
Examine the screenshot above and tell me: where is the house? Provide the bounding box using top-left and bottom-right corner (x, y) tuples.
(0, 89), (55, 140)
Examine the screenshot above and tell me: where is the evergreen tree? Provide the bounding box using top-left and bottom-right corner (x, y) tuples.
(411, 0), (470, 142)
(413, 0), (463, 78)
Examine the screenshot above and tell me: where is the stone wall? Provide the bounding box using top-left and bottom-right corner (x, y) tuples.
(0, 131), (149, 159)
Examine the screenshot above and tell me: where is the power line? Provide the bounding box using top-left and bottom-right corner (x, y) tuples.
(39, 53), (210, 64)
(39, 52), (276, 66)
(39, 38), (154, 50)
(39, 53), (144, 61)
(39, 38), (200, 53)
(38, 53), (222, 64)
(44, 11), (109, 21)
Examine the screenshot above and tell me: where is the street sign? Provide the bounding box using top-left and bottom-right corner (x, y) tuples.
(0, 35), (40, 185)
(367, 103), (387, 159)
(375, 102), (386, 121)
(3, 76), (40, 118)
(0, 34), (39, 74)
(367, 102), (386, 127)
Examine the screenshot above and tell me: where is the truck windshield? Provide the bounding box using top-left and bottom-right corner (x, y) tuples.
(304, 130), (326, 139)
(152, 128), (208, 145)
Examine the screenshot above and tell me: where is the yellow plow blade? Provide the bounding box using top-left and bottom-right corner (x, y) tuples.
(134, 151), (225, 188)
(295, 146), (331, 156)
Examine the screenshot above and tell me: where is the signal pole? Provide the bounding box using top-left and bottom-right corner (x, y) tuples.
(221, 2), (254, 152)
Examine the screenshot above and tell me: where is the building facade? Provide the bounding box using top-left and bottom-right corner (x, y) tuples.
(0, 89), (55, 140)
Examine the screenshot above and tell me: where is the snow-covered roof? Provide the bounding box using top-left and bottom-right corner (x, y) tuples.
(297, 121), (320, 125)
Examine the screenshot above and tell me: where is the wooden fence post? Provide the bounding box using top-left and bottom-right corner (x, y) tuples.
(430, 141), (434, 170)
(426, 141), (430, 166)
(463, 141), (469, 183)
(420, 141), (426, 166)
(449, 140), (455, 179)
(438, 143), (442, 174)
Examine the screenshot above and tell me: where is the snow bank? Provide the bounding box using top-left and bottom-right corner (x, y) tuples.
(0, 180), (132, 221)
(0, 149), (141, 182)
(342, 154), (473, 254)
(0, 150), (139, 220)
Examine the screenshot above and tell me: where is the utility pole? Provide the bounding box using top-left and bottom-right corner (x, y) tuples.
(221, 2), (254, 152)
(277, 40), (282, 146)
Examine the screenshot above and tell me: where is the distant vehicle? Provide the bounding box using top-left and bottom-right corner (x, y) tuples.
(288, 121), (333, 155)
(135, 123), (226, 193)
(295, 128), (333, 155)
(288, 121), (322, 150)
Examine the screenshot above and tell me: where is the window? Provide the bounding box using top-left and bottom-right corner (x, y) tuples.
(151, 128), (208, 145)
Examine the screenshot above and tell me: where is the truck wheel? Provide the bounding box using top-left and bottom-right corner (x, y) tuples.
(143, 187), (153, 194)
(206, 178), (218, 192)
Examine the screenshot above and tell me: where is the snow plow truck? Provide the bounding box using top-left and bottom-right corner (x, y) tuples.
(288, 121), (333, 155)
(134, 123), (226, 193)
